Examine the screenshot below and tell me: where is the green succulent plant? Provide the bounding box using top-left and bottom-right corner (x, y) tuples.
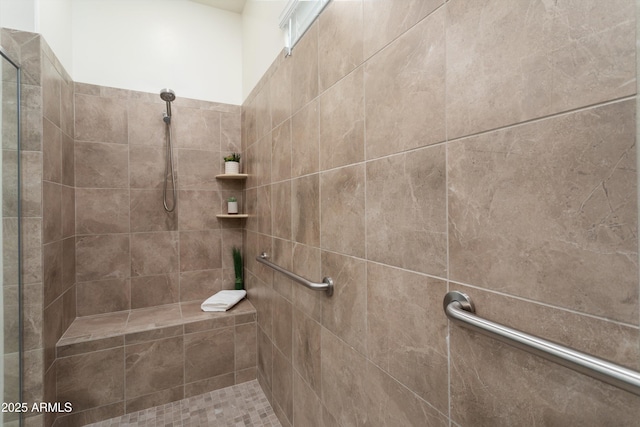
(224, 153), (241, 162)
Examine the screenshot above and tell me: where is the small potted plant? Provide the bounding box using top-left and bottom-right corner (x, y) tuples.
(224, 152), (241, 174)
(232, 247), (244, 290)
(227, 196), (238, 214)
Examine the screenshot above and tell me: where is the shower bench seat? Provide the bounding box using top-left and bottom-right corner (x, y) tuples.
(53, 299), (257, 426)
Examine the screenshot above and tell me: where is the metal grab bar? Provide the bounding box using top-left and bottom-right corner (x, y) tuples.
(443, 291), (640, 396)
(256, 252), (334, 296)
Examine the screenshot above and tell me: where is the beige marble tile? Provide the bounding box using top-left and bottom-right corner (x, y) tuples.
(292, 371), (323, 427)
(270, 58), (292, 129)
(19, 151), (42, 217)
(236, 322), (257, 371)
(76, 188), (129, 235)
(450, 318), (640, 427)
(321, 252), (366, 355)
(448, 100), (637, 324)
(42, 181), (61, 244)
(291, 174), (320, 246)
(172, 106), (220, 151)
(257, 327), (273, 391)
(272, 120), (292, 183)
(129, 189), (178, 232)
(319, 67), (364, 171)
(318, 0), (363, 93)
(127, 99), (167, 147)
(176, 149), (219, 190)
(42, 55), (61, 128)
(57, 347), (124, 412)
(271, 181), (291, 241)
(255, 86), (272, 143)
(75, 141), (129, 188)
(76, 234), (130, 282)
(43, 118), (61, 183)
(366, 145), (447, 277)
(75, 94), (128, 144)
(272, 293), (292, 361)
(272, 347), (293, 424)
(292, 308), (321, 395)
(292, 244), (323, 323)
(184, 327), (234, 383)
(130, 232), (179, 277)
(62, 132), (74, 187)
(125, 336), (184, 399)
(178, 190), (221, 231)
(179, 269), (223, 302)
(320, 164), (365, 257)
(76, 279), (130, 317)
(221, 112), (241, 153)
(367, 262), (449, 412)
(129, 145), (166, 189)
(446, 0), (636, 139)
(291, 100), (319, 177)
(291, 22), (319, 113)
(363, 0), (442, 59)
(179, 230), (222, 272)
(130, 274), (179, 309)
(364, 8), (446, 159)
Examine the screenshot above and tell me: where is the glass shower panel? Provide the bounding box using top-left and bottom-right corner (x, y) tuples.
(1, 47), (22, 426)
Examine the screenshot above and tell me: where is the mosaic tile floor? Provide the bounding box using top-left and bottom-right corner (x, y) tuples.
(87, 380), (281, 427)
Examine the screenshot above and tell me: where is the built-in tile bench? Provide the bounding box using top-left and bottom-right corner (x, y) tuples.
(53, 299), (257, 427)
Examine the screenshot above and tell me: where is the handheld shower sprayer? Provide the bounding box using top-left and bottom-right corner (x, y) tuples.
(160, 89), (177, 212)
(160, 88), (176, 124)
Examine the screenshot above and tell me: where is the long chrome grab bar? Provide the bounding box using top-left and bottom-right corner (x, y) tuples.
(443, 291), (640, 396)
(256, 252), (334, 296)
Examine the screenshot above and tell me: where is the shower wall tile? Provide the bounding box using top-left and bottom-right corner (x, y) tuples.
(172, 106), (220, 150)
(76, 279), (131, 317)
(270, 59), (292, 129)
(42, 55), (61, 128)
(130, 232), (180, 277)
(271, 181), (291, 240)
(272, 120), (292, 183)
(364, 8), (446, 159)
(241, 1), (640, 426)
(75, 188), (129, 235)
(125, 336), (184, 399)
(129, 145), (166, 189)
(61, 185), (75, 239)
(448, 100), (638, 324)
(62, 133), (75, 187)
(221, 112), (241, 153)
(128, 99), (167, 147)
(291, 100), (319, 177)
(179, 230), (222, 272)
(43, 118), (62, 183)
(42, 181), (62, 244)
(76, 234), (130, 282)
(450, 318), (640, 427)
(57, 347), (125, 412)
(445, 0), (636, 139)
(20, 151), (42, 217)
(75, 141), (129, 188)
(291, 174), (319, 246)
(320, 252), (366, 355)
(130, 274), (179, 309)
(367, 262), (449, 413)
(318, 0), (363, 93)
(184, 327), (235, 383)
(176, 149), (219, 190)
(129, 190), (178, 232)
(178, 190), (222, 231)
(75, 94), (128, 144)
(362, 0), (442, 59)
(366, 145), (447, 277)
(179, 269), (223, 302)
(291, 22), (319, 113)
(319, 67), (364, 170)
(320, 164), (365, 257)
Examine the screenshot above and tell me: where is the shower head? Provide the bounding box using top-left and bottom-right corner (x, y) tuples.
(160, 89), (176, 123)
(160, 89), (176, 102)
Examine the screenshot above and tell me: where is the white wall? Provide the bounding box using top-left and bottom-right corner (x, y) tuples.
(72, 0), (243, 105)
(0, 0), (37, 32)
(241, 0), (286, 101)
(39, 0), (73, 73)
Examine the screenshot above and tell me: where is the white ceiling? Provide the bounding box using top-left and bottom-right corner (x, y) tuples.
(189, 0), (247, 14)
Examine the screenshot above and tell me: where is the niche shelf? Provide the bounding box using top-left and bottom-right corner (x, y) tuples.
(216, 173), (248, 180)
(216, 214), (249, 219)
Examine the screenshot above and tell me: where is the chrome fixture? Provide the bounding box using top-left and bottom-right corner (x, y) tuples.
(160, 89), (176, 212)
(443, 291), (640, 396)
(256, 252), (334, 296)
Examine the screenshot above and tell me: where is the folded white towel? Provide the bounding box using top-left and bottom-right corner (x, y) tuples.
(201, 290), (247, 312)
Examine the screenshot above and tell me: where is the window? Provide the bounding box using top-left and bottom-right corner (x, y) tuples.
(279, 0), (331, 56)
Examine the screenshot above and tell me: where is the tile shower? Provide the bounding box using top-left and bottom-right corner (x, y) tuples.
(1, 0), (640, 426)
